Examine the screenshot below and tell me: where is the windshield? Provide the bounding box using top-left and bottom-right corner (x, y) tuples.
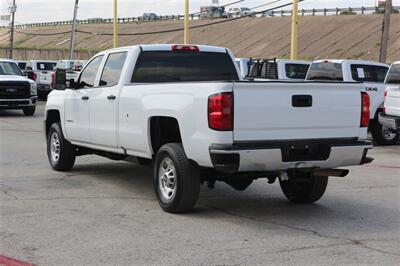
(306, 62), (343, 81)
(0, 61), (23, 76)
(285, 63), (310, 79)
(132, 51), (239, 83)
(385, 64), (400, 84)
(36, 62), (56, 71)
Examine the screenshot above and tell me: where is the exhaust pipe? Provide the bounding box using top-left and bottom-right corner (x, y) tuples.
(313, 169), (349, 177)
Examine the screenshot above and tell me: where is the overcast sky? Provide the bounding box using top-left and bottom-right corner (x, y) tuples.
(1, 0), (399, 24)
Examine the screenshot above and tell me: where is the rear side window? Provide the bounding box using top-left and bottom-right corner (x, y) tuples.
(18, 63), (26, 70)
(131, 51), (239, 83)
(351, 64), (388, 83)
(385, 64), (400, 84)
(306, 62), (343, 81)
(36, 62), (56, 71)
(285, 63), (310, 79)
(100, 52), (127, 87)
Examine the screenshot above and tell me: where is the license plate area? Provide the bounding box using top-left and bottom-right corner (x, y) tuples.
(281, 143), (331, 162)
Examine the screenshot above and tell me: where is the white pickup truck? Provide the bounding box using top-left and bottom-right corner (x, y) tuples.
(379, 62), (400, 132)
(45, 44), (373, 213)
(306, 59), (398, 145)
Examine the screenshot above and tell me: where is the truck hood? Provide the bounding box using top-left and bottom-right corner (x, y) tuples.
(0, 75), (32, 83)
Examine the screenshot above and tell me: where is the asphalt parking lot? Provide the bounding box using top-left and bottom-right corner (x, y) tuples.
(1, 102), (399, 265)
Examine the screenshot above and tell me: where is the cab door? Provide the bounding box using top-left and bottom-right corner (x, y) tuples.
(64, 55), (104, 143)
(88, 52), (127, 148)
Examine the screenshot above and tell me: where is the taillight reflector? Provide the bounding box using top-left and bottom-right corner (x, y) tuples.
(208, 92), (233, 131)
(361, 92), (370, 127)
(33, 72), (37, 81)
(172, 45), (199, 52)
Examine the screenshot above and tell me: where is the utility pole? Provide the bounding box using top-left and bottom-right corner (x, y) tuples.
(69, 0), (79, 60)
(9, 0), (16, 59)
(290, 0), (298, 60)
(113, 0), (118, 48)
(184, 0), (189, 44)
(379, 0), (392, 63)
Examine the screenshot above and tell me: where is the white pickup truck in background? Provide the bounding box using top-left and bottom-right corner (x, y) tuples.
(236, 58), (311, 80)
(306, 59), (398, 145)
(379, 62), (400, 133)
(45, 44), (373, 213)
(26, 60), (57, 99)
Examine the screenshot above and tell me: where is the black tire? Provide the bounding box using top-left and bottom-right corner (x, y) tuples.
(23, 106), (35, 116)
(280, 173), (328, 204)
(370, 117), (399, 145)
(47, 122), (76, 171)
(153, 143), (200, 213)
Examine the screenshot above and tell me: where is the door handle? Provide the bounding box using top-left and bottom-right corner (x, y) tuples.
(81, 95), (89, 100)
(292, 95), (312, 107)
(107, 95), (116, 100)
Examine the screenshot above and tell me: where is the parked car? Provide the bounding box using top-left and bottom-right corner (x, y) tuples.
(379, 61), (400, 133)
(14, 60), (27, 71)
(227, 7), (256, 17)
(142, 13), (158, 20)
(0, 59), (37, 116)
(200, 6), (227, 18)
(236, 58), (311, 80)
(45, 44), (373, 213)
(26, 60), (57, 99)
(306, 59), (397, 145)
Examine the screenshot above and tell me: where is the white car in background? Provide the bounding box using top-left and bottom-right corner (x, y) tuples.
(26, 60), (57, 99)
(56, 60), (86, 83)
(379, 61), (400, 133)
(227, 7), (256, 17)
(306, 59), (397, 145)
(236, 58), (311, 80)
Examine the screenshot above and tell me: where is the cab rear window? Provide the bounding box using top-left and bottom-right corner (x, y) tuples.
(285, 63), (310, 79)
(37, 62), (56, 71)
(350, 64), (388, 83)
(306, 62), (343, 81)
(131, 51), (239, 83)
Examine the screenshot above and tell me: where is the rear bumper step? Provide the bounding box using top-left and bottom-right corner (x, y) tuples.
(209, 139), (373, 174)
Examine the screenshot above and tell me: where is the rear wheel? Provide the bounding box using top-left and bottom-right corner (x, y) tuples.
(370, 118), (399, 145)
(153, 143), (200, 213)
(280, 172), (328, 204)
(23, 106), (35, 116)
(47, 122), (76, 171)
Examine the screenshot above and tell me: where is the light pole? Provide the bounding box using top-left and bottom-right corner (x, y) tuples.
(290, 0), (298, 60)
(114, 0), (118, 48)
(69, 0), (79, 60)
(184, 0), (189, 44)
(9, 0), (16, 59)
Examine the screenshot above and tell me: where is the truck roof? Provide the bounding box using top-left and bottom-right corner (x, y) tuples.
(100, 44), (228, 54)
(0, 58), (17, 63)
(313, 59), (389, 67)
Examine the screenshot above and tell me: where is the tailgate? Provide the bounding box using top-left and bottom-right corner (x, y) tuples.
(38, 71), (53, 84)
(233, 82), (363, 141)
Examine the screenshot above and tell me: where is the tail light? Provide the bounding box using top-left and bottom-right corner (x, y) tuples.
(33, 72), (37, 81)
(383, 90), (388, 114)
(361, 92), (370, 127)
(172, 45), (199, 52)
(208, 92), (233, 131)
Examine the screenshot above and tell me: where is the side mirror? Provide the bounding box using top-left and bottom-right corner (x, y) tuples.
(54, 69), (67, 90)
(68, 78), (76, 89)
(25, 71), (35, 80)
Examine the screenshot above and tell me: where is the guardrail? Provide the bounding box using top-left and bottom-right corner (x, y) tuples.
(1, 6), (399, 29)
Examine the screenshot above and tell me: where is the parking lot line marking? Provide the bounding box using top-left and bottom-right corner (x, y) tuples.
(0, 255), (34, 266)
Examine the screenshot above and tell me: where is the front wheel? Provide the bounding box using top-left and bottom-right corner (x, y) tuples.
(370, 118), (399, 145)
(280, 173), (328, 204)
(153, 143), (200, 213)
(47, 122), (76, 171)
(23, 106), (35, 116)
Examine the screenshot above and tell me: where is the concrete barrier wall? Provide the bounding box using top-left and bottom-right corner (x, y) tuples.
(0, 48), (96, 60)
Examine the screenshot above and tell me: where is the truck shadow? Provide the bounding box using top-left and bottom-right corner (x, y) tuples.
(67, 161), (398, 238)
